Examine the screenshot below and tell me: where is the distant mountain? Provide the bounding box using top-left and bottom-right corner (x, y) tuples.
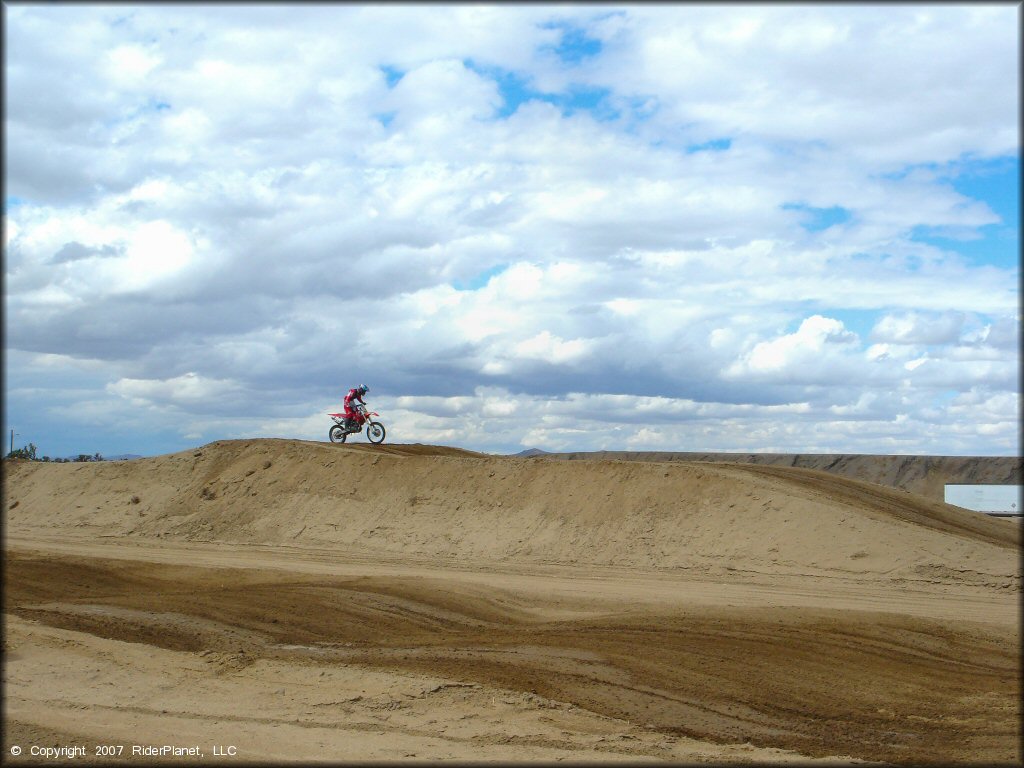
(45, 453), (144, 462)
(515, 448), (551, 457)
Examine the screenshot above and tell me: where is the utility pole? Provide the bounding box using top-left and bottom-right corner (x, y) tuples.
(9, 429), (13, 454)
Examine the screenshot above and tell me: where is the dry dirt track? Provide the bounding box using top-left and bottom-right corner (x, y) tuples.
(3, 440), (1021, 765)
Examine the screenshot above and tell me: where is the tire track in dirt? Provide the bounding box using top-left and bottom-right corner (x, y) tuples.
(5, 550), (1019, 765)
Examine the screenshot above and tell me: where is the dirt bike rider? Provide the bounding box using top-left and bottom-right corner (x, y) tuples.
(342, 385), (369, 432)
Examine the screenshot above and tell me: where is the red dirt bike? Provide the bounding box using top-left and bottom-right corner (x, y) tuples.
(328, 403), (386, 444)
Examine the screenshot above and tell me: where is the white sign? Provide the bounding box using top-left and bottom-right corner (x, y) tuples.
(944, 485), (1022, 514)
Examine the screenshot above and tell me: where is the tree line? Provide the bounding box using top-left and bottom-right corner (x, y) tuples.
(5, 443), (105, 462)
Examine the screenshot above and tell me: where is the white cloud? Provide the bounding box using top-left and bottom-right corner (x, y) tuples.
(870, 311), (965, 345)
(3, 4), (1018, 458)
(389, 59), (502, 126)
(513, 331), (593, 364)
(103, 44), (162, 87)
(728, 315), (859, 377)
(112, 220), (196, 291)
(108, 372), (242, 407)
(587, 5), (1017, 167)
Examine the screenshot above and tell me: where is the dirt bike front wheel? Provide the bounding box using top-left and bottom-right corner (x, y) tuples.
(329, 424), (347, 443)
(366, 421), (386, 444)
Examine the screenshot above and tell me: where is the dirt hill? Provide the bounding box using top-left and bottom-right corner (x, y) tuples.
(4, 439), (1018, 589)
(530, 450), (1022, 503)
(4, 439), (1021, 765)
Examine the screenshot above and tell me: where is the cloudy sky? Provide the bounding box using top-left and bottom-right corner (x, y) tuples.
(3, 3), (1020, 458)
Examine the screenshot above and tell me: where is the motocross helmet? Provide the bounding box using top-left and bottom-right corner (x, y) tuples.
(358, 384), (369, 395)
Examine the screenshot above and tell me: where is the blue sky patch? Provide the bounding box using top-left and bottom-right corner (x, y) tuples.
(883, 155), (1018, 270)
(950, 156), (1019, 225)
(782, 203), (852, 232)
(465, 59), (616, 121)
(452, 263), (509, 291)
(910, 225), (1018, 270)
(937, 156), (1018, 270)
(822, 308), (881, 341)
(380, 65), (404, 88)
(687, 138), (732, 153)
(558, 85), (616, 119)
(463, 61), (526, 118)
(539, 22), (604, 64)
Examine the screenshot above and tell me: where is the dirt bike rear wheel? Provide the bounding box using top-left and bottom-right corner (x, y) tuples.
(367, 421), (386, 444)
(329, 424), (347, 443)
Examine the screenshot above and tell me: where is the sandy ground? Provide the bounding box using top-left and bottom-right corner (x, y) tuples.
(3, 440), (1020, 765)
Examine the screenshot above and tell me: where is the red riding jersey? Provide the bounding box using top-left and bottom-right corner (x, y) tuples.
(343, 387), (366, 419)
